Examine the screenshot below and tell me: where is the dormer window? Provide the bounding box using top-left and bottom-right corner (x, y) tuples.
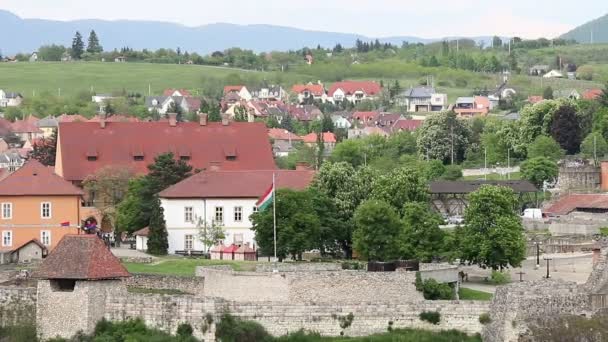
(223, 146), (237, 161)
(86, 148), (97, 161)
(133, 156), (144, 161)
(179, 148), (191, 161)
(180, 156), (191, 161)
(133, 148), (144, 161)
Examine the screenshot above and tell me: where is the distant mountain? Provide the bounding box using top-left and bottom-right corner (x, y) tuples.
(0, 10), (500, 55)
(561, 13), (608, 43)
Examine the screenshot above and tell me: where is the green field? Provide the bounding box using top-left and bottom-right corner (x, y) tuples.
(123, 257), (258, 276)
(458, 287), (493, 301)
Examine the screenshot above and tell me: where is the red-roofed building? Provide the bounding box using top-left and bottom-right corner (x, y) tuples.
(87, 114), (140, 123)
(56, 114), (88, 123)
(544, 194), (608, 216)
(159, 169), (315, 252)
(583, 89), (603, 100)
(391, 119), (423, 133)
(454, 96), (491, 118)
(291, 83), (326, 103)
(352, 111), (380, 126)
(223, 85), (252, 102)
(301, 132), (337, 156)
(327, 80), (382, 104)
(11, 116), (43, 142)
(163, 89), (191, 97)
(268, 128), (302, 142)
(55, 118), (277, 184)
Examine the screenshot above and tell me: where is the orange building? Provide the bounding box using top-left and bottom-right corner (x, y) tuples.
(0, 160), (83, 254)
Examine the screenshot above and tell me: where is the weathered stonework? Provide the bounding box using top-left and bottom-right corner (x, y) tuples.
(255, 262), (343, 272)
(0, 286), (36, 327)
(124, 273), (204, 296)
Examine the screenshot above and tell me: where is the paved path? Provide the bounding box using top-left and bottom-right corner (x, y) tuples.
(111, 246), (157, 259)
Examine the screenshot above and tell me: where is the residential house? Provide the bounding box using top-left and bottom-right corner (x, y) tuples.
(163, 89), (191, 97)
(37, 116), (58, 138)
(301, 132), (337, 155)
(327, 81), (382, 104)
(376, 113), (402, 128)
(29, 52), (38, 62)
(396, 87), (448, 112)
(0, 151), (25, 173)
(223, 86), (252, 102)
(268, 128), (302, 157)
(291, 83), (326, 103)
(91, 94), (116, 104)
(55, 114), (277, 185)
(144, 95), (201, 115)
(543, 70), (564, 78)
(331, 114), (351, 129)
(351, 111), (380, 127)
(133, 227), (149, 252)
(11, 116), (43, 142)
(348, 126), (390, 139)
(250, 84), (286, 101)
(529, 65), (550, 76)
(0, 90), (23, 107)
(583, 89), (603, 100)
(56, 114), (88, 123)
(114, 56), (127, 63)
(286, 105), (323, 122)
(159, 169), (315, 252)
(0, 160), (83, 256)
(554, 89), (581, 100)
(390, 118), (423, 133)
(454, 96), (490, 118)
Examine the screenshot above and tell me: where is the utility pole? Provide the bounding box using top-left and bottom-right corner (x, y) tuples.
(450, 125), (455, 165)
(507, 149), (511, 180)
(484, 148), (487, 180)
(594, 134), (598, 166)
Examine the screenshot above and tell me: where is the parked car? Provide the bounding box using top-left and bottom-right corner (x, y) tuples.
(447, 216), (464, 225)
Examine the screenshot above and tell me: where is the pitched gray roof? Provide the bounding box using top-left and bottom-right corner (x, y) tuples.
(37, 116), (58, 128)
(399, 87), (436, 98)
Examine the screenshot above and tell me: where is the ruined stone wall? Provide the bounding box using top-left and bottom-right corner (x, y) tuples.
(255, 262), (342, 272)
(556, 165), (600, 191)
(124, 273), (204, 296)
(0, 286), (36, 327)
(197, 268), (290, 302)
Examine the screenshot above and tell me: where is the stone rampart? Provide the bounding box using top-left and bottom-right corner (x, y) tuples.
(124, 273), (204, 296)
(255, 262), (342, 272)
(0, 286), (36, 327)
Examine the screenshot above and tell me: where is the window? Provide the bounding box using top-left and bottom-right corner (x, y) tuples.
(41, 202), (52, 219)
(2, 231), (12, 247)
(87, 156), (97, 161)
(234, 206), (243, 222)
(215, 206), (224, 224)
(233, 233), (244, 245)
(184, 234), (194, 250)
(1, 203), (12, 219)
(253, 206), (258, 213)
(41, 231), (51, 246)
(184, 207), (193, 223)
(133, 155), (144, 161)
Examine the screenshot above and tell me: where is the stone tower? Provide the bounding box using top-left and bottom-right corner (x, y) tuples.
(33, 234), (131, 340)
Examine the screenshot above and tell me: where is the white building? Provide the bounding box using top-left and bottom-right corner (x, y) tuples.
(327, 81), (382, 104)
(0, 90), (23, 108)
(159, 170), (315, 254)
(396, 87), (447, 112)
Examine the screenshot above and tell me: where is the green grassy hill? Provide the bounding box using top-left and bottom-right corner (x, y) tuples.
(561, 14), (608, 44)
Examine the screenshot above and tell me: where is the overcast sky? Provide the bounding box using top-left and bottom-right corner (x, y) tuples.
(1, 0), (604, 38)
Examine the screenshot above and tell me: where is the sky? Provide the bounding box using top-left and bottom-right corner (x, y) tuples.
(0, 0), (605, 38)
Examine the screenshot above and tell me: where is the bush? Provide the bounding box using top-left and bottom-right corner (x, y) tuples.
(419, 311), (441, 325)
(341, 261), (363, 270)
(415, 273), (454, 300)
(215, 313), (273, 342)
(177, 323), (194, 338)
(490, 271), (511, 285)
(479, 313), (492, 325)
(0, 325), (38, 342)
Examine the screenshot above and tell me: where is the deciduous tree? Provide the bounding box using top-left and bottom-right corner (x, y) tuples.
(28, 129), (57, 166)
(527, 135), (564, 161)
(370, 167), (429, 214)
(550, 103), (581, 154)
(520, 157), (558, 188)
(417, 111), (470, 163)
(581, 132), (608, 163)
(353, 200), (401, 261)
(399, 202), (445, 262)
(147, 198), (169, 255)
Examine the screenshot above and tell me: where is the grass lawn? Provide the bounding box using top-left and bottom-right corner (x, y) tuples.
(276, 329), (481, 342)
(458, 287), (493, 301)
(123, 257), (257, 276)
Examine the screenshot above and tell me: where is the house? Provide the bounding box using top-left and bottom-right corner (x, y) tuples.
(0, 160), (83, 254)
(454, 96), (490, 118)
(114, 56), (127, 63)
(351, 111), (380, 126)
(554, 89), (581, 100)
(144, 95), (201, 115)
(291, 83), (326, 103)
(395, 87), (448, 112)
(0, 90), (24, 107)
(529, 65), (550, 76)
(163, 89), (191, 97)
(250, 84), (286, 101)
(9, 239), (48, 263)
(0, 151), (25, 173)
(301, 132), (337, 155)
(159, 169), (315, 252)
(543, 70), (564, 78)
(331, 114), (351, 129)
(37, 116), (59, 138)
(133, 227), (149, 251)
(268, 128), (303, 157)
(583, 89), (603, 100)
(390, 119), (423, 133)
(55, 114), (277, 185)
(11, 116), (43, 142)
(29, 52), (38, 62)
(327, 81), (382, 104)
(223, 86), (252, 102)
(287, 105), (323, 122)
(91, 94), (116, 104)
(348, 126), (390, 139)
(376, 113), (402, 127)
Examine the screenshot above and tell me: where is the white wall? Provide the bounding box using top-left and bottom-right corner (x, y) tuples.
(161, 198), (259, 254)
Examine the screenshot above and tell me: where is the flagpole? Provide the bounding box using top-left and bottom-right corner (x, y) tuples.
(273, 173), (277, 263)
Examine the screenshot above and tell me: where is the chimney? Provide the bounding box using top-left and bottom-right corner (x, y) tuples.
(209, 161), (221, 171)
(99, 113), (107, 129)
(199, 112), (208, 126)
(168, 113), (177, 127)
(221, 113), (230, 126)
(295, 162), (309, 171)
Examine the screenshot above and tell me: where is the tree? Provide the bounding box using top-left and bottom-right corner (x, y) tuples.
(520, 157), (558, 188)
(147, 198), (169, 255)
(38, 44), (67, 61)
(233, 105), (248, 122)
(251, 189), (320, 261)
(519, 100), (561, 148)
(197, 218), (225, 252)
(370, 167), (429, 214)
(550, 103), (581, 154)
(458, 185), (526, 270)
(399, 202), (445, 262)
(581, 132), (608, 163)
(71, 31), (85, 59)
(543, 86), (554, 100)
(86, 30), (103, 53)
(441, 165), (463, 180)
(527, 135), (564, 161)
(492, 36), (503, 49)
(28, 129), (57, 166)
(417, 111), (470, 163)
(3, 107), (23, 122)
(353, 200), (401, 261)
(600, 83), (608, 107)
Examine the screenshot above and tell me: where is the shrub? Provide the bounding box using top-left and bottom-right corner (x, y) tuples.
(176, 323), (194, 338)
(600, 227), (608, 237)
(415, 273), (454, 300)
(0, 325), (38, 342)
(341, 261), (362, 270)
(490, 271), (511, 285)
(215, 313), (273, 342)
(338, 313), (355, 330)
(419, 311), (441, 325)
(479, 313), (492, 325)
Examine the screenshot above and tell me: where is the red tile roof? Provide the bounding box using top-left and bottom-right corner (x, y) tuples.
(34, 235), (130, 280)
(163, 88), (191, 97)
(57, 121), (276, 182)
(328, 81), (381, 97)
(391, 119), (423, 132)
(0, 160), (84, 196)
(291, 84), (325, 96)
(474, 96), (491, 109)
(185, 97), (202, 111)
(133, 227), (149, 237)
(57, 114), (88, 122)
(0, 118), (12, 135)
(160, 170), (315, 198)
(545, 194), (608, 215)
(352, 111), (380, 123)
(301, 132), (337, 143)
(583, 89), (603, 100)
(11, 117), (42, 133)
(88, 114), (140, 122)
(268, 128), (302, 141)
(224, 85), (245, 94)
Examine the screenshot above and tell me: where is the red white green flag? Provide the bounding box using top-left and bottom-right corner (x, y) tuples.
(256, 181), (274, 211)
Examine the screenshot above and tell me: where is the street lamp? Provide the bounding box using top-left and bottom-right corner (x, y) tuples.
(533, 241), (542, 269)
(544, 257), (553, 279)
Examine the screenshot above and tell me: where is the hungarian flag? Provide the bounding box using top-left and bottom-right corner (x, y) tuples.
(256, 182), (274, 212)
